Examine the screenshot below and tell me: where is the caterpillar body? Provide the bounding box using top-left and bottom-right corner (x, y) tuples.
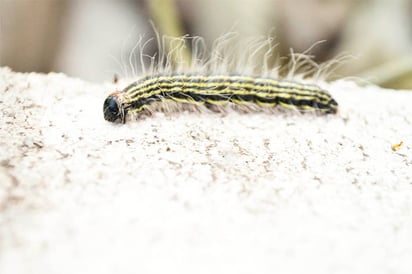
(103, 74), (338, 123)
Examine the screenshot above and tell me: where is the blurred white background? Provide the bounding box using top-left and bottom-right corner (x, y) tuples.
(0, 0), (411, 88)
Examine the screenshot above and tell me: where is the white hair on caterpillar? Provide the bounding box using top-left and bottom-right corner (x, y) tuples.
(103, 32), (343, 123)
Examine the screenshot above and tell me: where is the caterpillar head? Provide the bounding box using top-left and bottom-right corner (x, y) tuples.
(103, 92), (127, 123)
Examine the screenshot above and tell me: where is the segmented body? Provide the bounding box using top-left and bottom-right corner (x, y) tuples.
(103, 74), (338, 123)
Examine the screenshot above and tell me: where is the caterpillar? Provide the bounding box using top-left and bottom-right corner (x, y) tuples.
(103, 74), (338, 123)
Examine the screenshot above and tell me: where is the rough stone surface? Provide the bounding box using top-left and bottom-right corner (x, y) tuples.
(0, 67), (411, 274)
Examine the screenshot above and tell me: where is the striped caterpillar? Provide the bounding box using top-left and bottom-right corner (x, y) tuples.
(103, 36), (339, 123)
(103, 74), (338, 123)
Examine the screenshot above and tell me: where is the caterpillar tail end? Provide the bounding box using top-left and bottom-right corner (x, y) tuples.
(326, 97), (339, 114)
(103, 92), (127, 124)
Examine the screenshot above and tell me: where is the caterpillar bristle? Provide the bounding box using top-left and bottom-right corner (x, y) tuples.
(104, 34), (339, 123)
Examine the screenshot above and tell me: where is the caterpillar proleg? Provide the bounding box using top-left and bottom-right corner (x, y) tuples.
(103, 35), (339, 123)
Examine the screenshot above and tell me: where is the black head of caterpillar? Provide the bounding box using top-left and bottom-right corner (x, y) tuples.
(103, 92), (128, 123)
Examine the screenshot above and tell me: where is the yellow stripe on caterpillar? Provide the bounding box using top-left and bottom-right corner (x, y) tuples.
(126, 75), (323, 98)
(125, 81), (330, 104)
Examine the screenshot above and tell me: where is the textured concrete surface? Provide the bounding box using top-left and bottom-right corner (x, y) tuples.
(0, 67), (411, 274)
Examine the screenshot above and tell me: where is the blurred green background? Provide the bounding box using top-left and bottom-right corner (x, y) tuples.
(0, 0), (411, 88)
